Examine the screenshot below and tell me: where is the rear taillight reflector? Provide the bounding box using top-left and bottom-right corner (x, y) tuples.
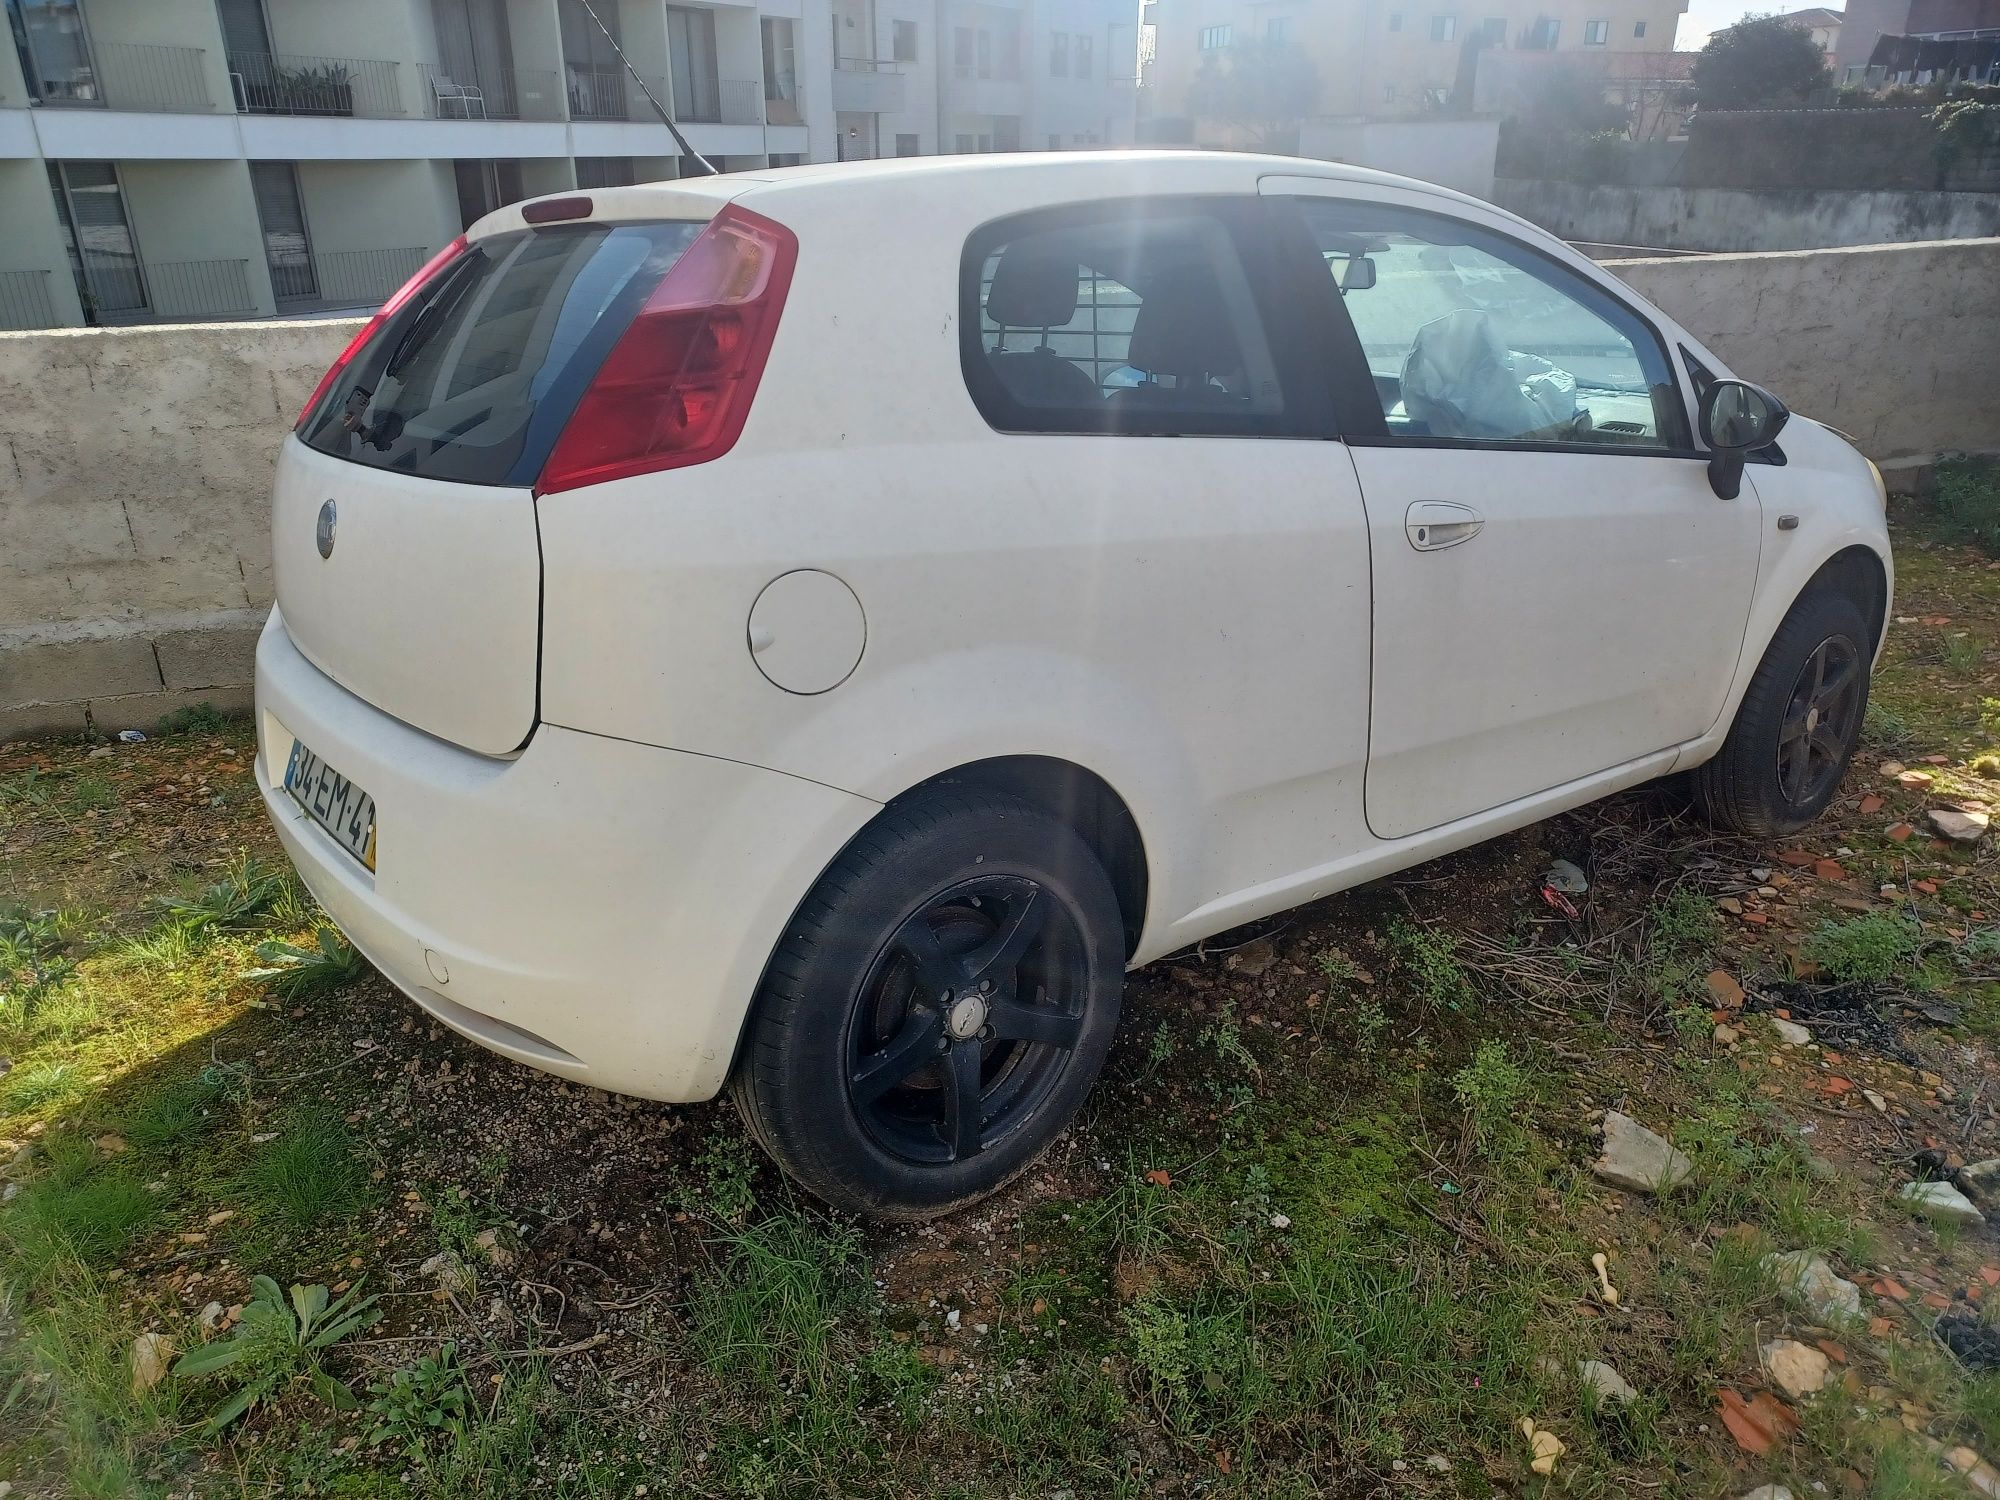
(535, 204), (798, 496)
(293, 235), (470, 432)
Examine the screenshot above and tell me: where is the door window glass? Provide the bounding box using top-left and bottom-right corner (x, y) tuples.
(1295, 199), (1684, 448)
(962, 204), (1289, 435)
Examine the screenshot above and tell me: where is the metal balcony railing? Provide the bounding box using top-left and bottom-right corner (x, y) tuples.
(229, 52), (405, 117)
(0, 270), (60, 331)
(142, 259), (256, 321)
(418, 64), (562, 120)
(313, 247), (429, 308)
(566, 62), (628, 120)
(719, 78), (763, 124)
(96, 42), (218, 113)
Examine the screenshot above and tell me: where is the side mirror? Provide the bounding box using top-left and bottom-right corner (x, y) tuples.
(1342, 255), (1376, 291)
(1699, 379), (1789, 499)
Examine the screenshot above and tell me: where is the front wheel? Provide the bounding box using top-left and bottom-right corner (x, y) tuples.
(730, 787), (1125, 1220)
(1693, 588), (1873, 837)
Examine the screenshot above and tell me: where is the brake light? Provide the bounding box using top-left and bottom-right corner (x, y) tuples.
(535, 204), (798, 495)
(293, 235), (469, 432)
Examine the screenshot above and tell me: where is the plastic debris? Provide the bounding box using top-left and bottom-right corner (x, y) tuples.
(1591, 1251), (1620, 1307)
(1544, 859), (1589, 894)
(117, 729), (146, 743)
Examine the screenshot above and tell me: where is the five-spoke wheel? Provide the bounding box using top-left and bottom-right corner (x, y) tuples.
(732, 787), (1123, 1219)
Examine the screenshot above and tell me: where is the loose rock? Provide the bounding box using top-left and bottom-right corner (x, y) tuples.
(1593, 1110), (1693, 1195)
(1229, 938), (1278, 977)
(1899, 1180), (1985, 1223)
(130, 1332), (174, 1395)
(1961, 1158), (2000, 1209)
(1760, 1339), (1832, 1399)
(1579, 1359), (1637, 1405)
(1930, 808), (1991, 845)
(1739, 1488), (1795, 1500)
(1770, 1018), (1812, 1047)
(1762, 1250), (1863, 1321)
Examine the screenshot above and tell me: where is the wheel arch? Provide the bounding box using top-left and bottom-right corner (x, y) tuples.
(1802, 543), (1891, 660)
(884, 755), (1152, 960)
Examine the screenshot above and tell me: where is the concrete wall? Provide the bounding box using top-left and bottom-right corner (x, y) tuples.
(1496, 178), (2000, 252)
(2, 235), (1997, 741)
(1300, 117), (1501, 200)
(1604, 238), (2000, 470)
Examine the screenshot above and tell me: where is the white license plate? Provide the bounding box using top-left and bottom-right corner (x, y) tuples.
(283, 740), (377, 871)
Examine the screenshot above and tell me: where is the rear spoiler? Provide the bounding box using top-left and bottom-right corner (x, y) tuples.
(467, 179), (754, 242)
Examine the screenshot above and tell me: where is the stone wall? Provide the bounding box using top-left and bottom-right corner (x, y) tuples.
(3, 236), (2000, 741)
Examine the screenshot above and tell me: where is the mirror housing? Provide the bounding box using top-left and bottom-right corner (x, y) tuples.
(1698, 379), (1789, 500)
(1342, 255), (1377, 291)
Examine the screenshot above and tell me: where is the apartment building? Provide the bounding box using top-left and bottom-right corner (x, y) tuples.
(1, 0), (1136, 330)
(1143, 0), (1685, 134)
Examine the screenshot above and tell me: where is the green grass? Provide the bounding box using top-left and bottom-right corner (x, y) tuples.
(1925, 453), (2000, 556)
(235, 1107), (368, 1236)
(155, 701), (234, 737)
(1, 1143), (158, 1283)
(1806, 911), (1924, 982)
(120, 1065), (242, 1151)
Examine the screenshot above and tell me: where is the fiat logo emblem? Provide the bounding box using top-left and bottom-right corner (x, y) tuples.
(315, 500), (337, 559)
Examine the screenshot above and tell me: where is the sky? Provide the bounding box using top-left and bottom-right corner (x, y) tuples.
(1676, 0), (1806, 50)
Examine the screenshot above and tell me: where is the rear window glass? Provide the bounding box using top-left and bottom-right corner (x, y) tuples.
(300, 222), (703, 486)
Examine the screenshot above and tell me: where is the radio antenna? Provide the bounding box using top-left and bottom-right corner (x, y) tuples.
(572, 0), (718, 175)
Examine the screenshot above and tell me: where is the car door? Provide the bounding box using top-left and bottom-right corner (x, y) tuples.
(1264, 178), (1763, 840)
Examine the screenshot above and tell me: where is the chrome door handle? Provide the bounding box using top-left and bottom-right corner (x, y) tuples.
(1406, 501), (1484, 552)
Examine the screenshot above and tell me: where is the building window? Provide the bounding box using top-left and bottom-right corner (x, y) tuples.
(1633, 19), (1647, 35)
(1384, 82), (1397, 100)
(1198, 24), (1232, 49)
(1266, 16), (1290, 40)
(893, 18), (917, 60)
(10, 0), (100, 103)
(1387, 12), (1403, 29)
(1583, 18), (1609, 44)
(1523, 16), (1560, 47)
(48, 161), (146, 320)
(1077, 33), (1091, 76)
(1429, 15), (1456, 40)
(896, 132), (920, 155)
(1048, 133), (1062, 148)
(575, 156), (636, 188)
(1051, 31), (1068, 75)
(761, 17), (800, 124)
(955, 131), (976, 151)
(1481, 16), (1506, 43)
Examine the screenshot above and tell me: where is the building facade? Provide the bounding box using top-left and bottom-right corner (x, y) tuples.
(1143, 0), (1686, 138)
(1834, 0), (1998, 77)
(1, 0), (1136, 329)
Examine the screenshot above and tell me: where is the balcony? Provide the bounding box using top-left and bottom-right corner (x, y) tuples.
(831, 57), (908, 113)
(566, 67), (763, 125)
(0, 270), (60, 331)
(565, 62), (629, 120)
(228, 52), (407, 118)
(269, 247), (430, 311)
(419, 64), (564, 121)
(95, 44), (222, 113)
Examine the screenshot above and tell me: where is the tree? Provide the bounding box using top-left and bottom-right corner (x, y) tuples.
(1187, 39), (1320, 148)
(1691, 14), (1831, 109)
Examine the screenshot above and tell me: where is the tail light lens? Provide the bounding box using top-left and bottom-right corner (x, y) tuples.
(293, 236), (469, 432)
(535, 204), (799, 496)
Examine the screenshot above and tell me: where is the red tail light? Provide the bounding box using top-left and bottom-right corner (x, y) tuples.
(293, 236), (469, 431)
(535, 204), (798, 496)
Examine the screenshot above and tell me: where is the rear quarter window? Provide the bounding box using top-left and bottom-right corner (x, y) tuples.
(300, 221), (703, 486)
(960, 200), (1311, 439)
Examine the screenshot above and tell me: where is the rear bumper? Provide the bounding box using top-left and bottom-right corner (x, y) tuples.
(254, 608), (877, 1101)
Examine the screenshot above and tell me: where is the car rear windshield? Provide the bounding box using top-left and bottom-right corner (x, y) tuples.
(299, 221), (704, 487)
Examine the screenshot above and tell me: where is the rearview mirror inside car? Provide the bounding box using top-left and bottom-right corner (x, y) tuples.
(1342, 255), (1377, 291)
(1699, 379), (1789, 499)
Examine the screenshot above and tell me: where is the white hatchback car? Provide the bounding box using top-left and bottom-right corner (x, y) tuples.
(258, 152), (1891, 1218)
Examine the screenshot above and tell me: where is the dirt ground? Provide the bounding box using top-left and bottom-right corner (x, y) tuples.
(6, 490), (2000, 1499)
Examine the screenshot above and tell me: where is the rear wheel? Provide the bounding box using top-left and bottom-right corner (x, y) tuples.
(1693, 589), (1873, 837)
(731, 787), (1124, 1220)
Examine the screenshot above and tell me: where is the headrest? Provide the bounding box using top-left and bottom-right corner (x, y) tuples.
(1127, 283), (1241, 379)
(988, 241), (1080, 329)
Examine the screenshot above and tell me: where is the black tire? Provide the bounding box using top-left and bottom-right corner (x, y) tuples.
(730, 786), (1124, 1221)
(1692, 587), (1873, 837)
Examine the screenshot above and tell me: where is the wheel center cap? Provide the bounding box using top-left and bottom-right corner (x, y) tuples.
(946, 994), (988, 1041)
(1806, 706), (1820, 735)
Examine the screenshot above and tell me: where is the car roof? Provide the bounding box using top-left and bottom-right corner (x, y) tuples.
(470, 151), (1510, 245)
(727, 149), (1491, 213)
